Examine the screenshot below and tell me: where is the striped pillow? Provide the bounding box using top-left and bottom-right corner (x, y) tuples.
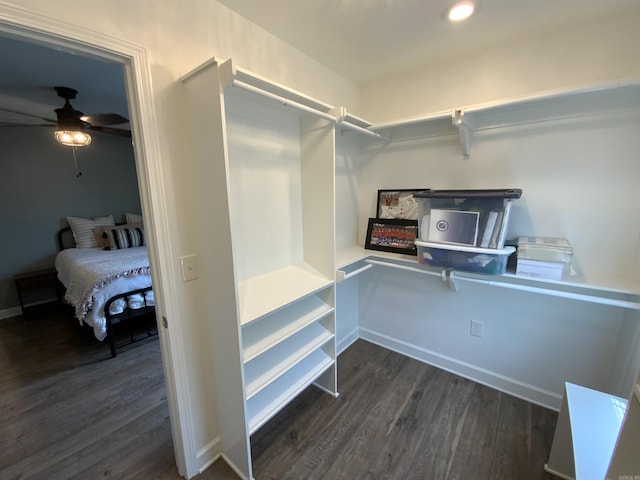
(67, 215), (115, 248)
(125, 212), (143, 225)
(104, 225), (146, 250)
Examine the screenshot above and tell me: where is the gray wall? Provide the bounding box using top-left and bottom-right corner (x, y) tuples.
(0, 126), (141, 311)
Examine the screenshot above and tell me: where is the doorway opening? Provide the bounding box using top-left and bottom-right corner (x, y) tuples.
(0, 5), (189, 477)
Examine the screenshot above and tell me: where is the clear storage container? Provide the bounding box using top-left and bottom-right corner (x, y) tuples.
(415, 189), (522, 249)
(416, 240), (515, 275)
(516, 237), (573, 264)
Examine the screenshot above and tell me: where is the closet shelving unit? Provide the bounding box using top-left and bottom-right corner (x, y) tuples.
(335, 78), (640, 304)
(354, 79), (640, 158)
(182, 58), (354, 479)
(183, 57), (640, 477)
(219, 58), (340, 432)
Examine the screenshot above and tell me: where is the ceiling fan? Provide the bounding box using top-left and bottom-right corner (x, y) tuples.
(0, 85), (131, 146)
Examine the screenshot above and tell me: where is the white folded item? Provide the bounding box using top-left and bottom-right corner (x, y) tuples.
(144, 290), (155, 306)
(108, 298), (126, 315)
(127, 293), (145, 309)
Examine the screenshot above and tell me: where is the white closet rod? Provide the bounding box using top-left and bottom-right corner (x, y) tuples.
(365, 259), (640, 310)
(338, 120), (391, 141)
(231, 79), (336, 123)
(336, 263), (374, 282)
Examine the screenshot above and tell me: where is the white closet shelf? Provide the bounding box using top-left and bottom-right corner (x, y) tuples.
(336, 245), (413, 270)
(336, 245), (640, 309)
(242, 295), (334, 363)
(218, 59), (335, 119)
(244, 322), (333, 399)
(238, 263), (333, 325)
(246, 350), (334, 434)
(358, 79), (640, 157)
(368, 110), (457, 141)
(335, 106), (390, 141)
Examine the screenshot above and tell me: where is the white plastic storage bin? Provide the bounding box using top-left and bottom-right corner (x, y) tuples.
(517, 237), (573, 264)
(416, 240), (515, 275)
(415, 189), (522, 249)
(516, 259), (565, 280)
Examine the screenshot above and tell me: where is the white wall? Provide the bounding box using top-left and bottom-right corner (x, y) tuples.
(359, 12), (640, 122)
(2, 0), (360, 474)
(347, 10), (640, 411)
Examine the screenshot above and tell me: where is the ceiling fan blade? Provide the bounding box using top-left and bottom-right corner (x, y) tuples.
(0, 106), (56, 123)
(81, 113), (129, 125)
(89, 125), (132, 138)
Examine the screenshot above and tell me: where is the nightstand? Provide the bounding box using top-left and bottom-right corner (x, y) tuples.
(13, 268), (63, 318)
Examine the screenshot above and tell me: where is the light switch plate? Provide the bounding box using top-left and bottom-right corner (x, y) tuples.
(180, 254), (199, 282)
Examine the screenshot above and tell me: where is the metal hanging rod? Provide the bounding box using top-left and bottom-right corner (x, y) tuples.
(364, 259), (640, 310)
(231, 79), (336, 123)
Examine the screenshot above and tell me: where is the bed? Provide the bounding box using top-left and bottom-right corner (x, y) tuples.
(54, 215), (157, 357)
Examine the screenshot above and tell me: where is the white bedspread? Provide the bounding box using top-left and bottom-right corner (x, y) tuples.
(55, 247), (152, 341)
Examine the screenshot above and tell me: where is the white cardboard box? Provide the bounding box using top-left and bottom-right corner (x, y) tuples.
(516, 259), (564, 280)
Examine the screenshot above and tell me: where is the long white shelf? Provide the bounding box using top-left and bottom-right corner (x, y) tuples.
(359, 79), (640, 157)
(237, 263), (333, 325)
(218, 58), (336, 121)
(244, 322), (333, 399)
(336, 245), (640, 309)
(242, 295), (334, 363)
(246, 349), (334, 434)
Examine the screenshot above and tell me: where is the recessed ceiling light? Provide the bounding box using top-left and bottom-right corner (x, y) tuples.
(447, 1), (475, 22)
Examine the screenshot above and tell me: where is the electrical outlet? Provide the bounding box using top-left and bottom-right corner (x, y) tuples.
(470, 320), (483, 338)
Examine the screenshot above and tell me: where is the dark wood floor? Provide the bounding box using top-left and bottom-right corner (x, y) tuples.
(251, 340), (558, 480)
(0, 309), (558, 480)
(0, 308), (235, 480)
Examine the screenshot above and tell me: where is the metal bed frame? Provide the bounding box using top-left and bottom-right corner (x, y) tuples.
(56, 225), (158, 357)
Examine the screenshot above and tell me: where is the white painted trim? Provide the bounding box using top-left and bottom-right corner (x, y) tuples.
(337, 326), (359, 355)
(0, 306), (22, 320)
(359, 327), (562, 411)
(196, 436), (222, 474)
(220, 453), (252, 480)
(544, 464), (574, 480)
(0, 3), (195, 477)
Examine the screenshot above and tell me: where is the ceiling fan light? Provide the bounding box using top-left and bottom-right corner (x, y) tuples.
(55, 130), (92, 147)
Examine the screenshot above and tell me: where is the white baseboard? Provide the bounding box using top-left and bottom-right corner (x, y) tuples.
(544, 463), (574, 480)
(0, 306), (22, 320)
(220, 453), (252, 480)
(359, 327), (562, 411)
(196, 436), (222, 476)
(337, 327), (359, 355)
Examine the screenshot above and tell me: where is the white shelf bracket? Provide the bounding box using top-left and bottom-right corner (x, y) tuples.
(441, 269), (459, 292)
(453, 109), (473, 159)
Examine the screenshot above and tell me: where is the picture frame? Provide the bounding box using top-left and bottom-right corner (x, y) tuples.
(365, 218), (419, 256)
(377, 189), (428, 220)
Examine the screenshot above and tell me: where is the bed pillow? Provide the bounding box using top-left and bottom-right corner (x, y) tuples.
(67, 215), (115, 248)
(125, 212), (143, 225)
(102, 224), (146, 250)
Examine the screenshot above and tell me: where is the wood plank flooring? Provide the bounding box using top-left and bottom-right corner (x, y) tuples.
(1, 309), (558, 480)
(0, 309), (235, 480)
(251, 340), (558, 480)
